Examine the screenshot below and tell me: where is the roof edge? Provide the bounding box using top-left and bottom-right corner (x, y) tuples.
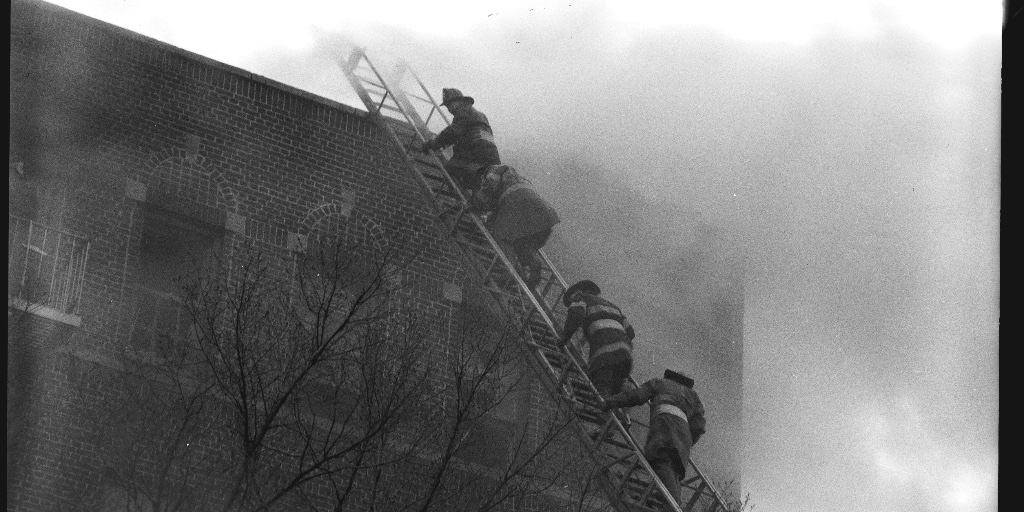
(18, 0), (370, 120)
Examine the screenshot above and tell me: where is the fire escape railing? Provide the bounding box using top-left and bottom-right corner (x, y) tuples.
(8, 214), (90, 318)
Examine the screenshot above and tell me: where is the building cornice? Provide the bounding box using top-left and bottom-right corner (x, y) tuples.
(16, 0), (371, 122)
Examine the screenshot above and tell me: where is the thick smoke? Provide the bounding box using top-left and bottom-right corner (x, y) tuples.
(208, 3), (1000, 510)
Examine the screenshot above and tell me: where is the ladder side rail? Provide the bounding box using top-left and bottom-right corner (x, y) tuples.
(622, 419), (731, 510)
(536, 247), (568, 296)
(355, 112), (462, 225)
(345, 51), (444, 153)
(385, 70), (465, 196)
(391, 61), (451, 133)
(407, 64), (451, 124)
(341, 50), (694, 512)
(369, 60), (440, 147)
(418, 169), (679, 512)
(338, 52), (471, 220)
(518, 332), (679, 512)
(340, 49), (435, 151)
(386, 75), (434, 143)
(381, 80), (606, 382)
(353, 53), (400, 118)
(538, 233), (730, 512)
(489, 258), (685, 512)
(342, 50), (379, 110)
(404, 119), (690, 512)
(682, 481), (709, 512)
(457, 185), (686, 512)
(538, 248), (639, 394)
(433, 157), (694, 512)
(391, 223), (634, 512)
(341, 56), (571, 361)
(685, 459), (730, 509)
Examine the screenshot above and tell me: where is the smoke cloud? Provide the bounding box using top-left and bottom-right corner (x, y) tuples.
(32, 1), (1001, 510)
(249, 6), (1001, 510)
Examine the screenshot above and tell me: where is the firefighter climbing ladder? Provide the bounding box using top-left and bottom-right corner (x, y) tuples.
(339, 48), (730, 512)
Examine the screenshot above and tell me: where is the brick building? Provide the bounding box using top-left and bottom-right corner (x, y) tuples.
(8, 0), (570, 509)
(9, 1), (744, 510)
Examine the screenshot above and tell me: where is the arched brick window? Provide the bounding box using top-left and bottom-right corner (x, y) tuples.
(127, 150), (236, 358)
(296, 208), (391, 310)
(292, 206), (415, 396)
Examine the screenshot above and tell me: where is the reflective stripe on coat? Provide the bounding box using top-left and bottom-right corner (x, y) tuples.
(431, 106), (500, 167)
(563, 293), (635, 369)
(603, 378), (707, 476)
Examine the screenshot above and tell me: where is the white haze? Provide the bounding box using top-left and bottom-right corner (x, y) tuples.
(38, 1), (1002, 511)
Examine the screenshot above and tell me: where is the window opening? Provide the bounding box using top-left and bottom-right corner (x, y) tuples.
(131, 206), (223, 356)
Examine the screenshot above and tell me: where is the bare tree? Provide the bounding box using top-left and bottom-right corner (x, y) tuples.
(187, 239), (429, 511)
(709, 479), (754, 512)
(380, 318), (582, 512)
(67, 352), (220, 512)
(62, 236), (602, 512)
(62, 236), (429, 512)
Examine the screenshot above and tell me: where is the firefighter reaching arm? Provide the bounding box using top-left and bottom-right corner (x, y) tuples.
(600, 369), (706, 506)
(419, 88), (501, 193)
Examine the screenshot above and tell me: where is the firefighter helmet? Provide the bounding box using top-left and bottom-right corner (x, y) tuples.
(441, 88), (474, 106)
(664, 369), (695, 388)
(562, 280), (601, 306)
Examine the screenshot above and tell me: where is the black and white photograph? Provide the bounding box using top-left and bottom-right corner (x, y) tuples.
(10, 1), (1000, 511)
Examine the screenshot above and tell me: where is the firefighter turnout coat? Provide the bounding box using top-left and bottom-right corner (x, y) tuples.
(427, 104), (500, 171)
(562, 292), (635, 371)
(603, 377), (707, 477)
(473, 165), (560, 242)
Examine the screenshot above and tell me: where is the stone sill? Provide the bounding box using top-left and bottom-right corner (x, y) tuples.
(8, 297), (82, 328)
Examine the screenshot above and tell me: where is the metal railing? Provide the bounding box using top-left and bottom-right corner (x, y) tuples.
(8, 215), (90, 316)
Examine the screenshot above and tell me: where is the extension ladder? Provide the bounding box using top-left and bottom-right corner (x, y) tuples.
(338, 48), (730, 512)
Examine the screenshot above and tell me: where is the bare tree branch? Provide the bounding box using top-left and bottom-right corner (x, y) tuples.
(61, 234), (608, 512)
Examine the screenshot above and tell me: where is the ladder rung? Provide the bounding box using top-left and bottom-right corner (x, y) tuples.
(411, 155), (444, 168)
(359, 79), (387, 90)
(341, 48), (726, 512)
(376, 103), (403, 114)
(403, 91), (434, 104)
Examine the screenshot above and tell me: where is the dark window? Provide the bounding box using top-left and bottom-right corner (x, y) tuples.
(131, 206), (223, 356)
(137, 207), (222, 294)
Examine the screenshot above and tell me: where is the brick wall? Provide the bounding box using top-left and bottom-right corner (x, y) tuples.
(9, 1), (576, 510)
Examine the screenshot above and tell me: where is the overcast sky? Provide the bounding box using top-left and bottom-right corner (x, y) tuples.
(39, 1), (1001, 511)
